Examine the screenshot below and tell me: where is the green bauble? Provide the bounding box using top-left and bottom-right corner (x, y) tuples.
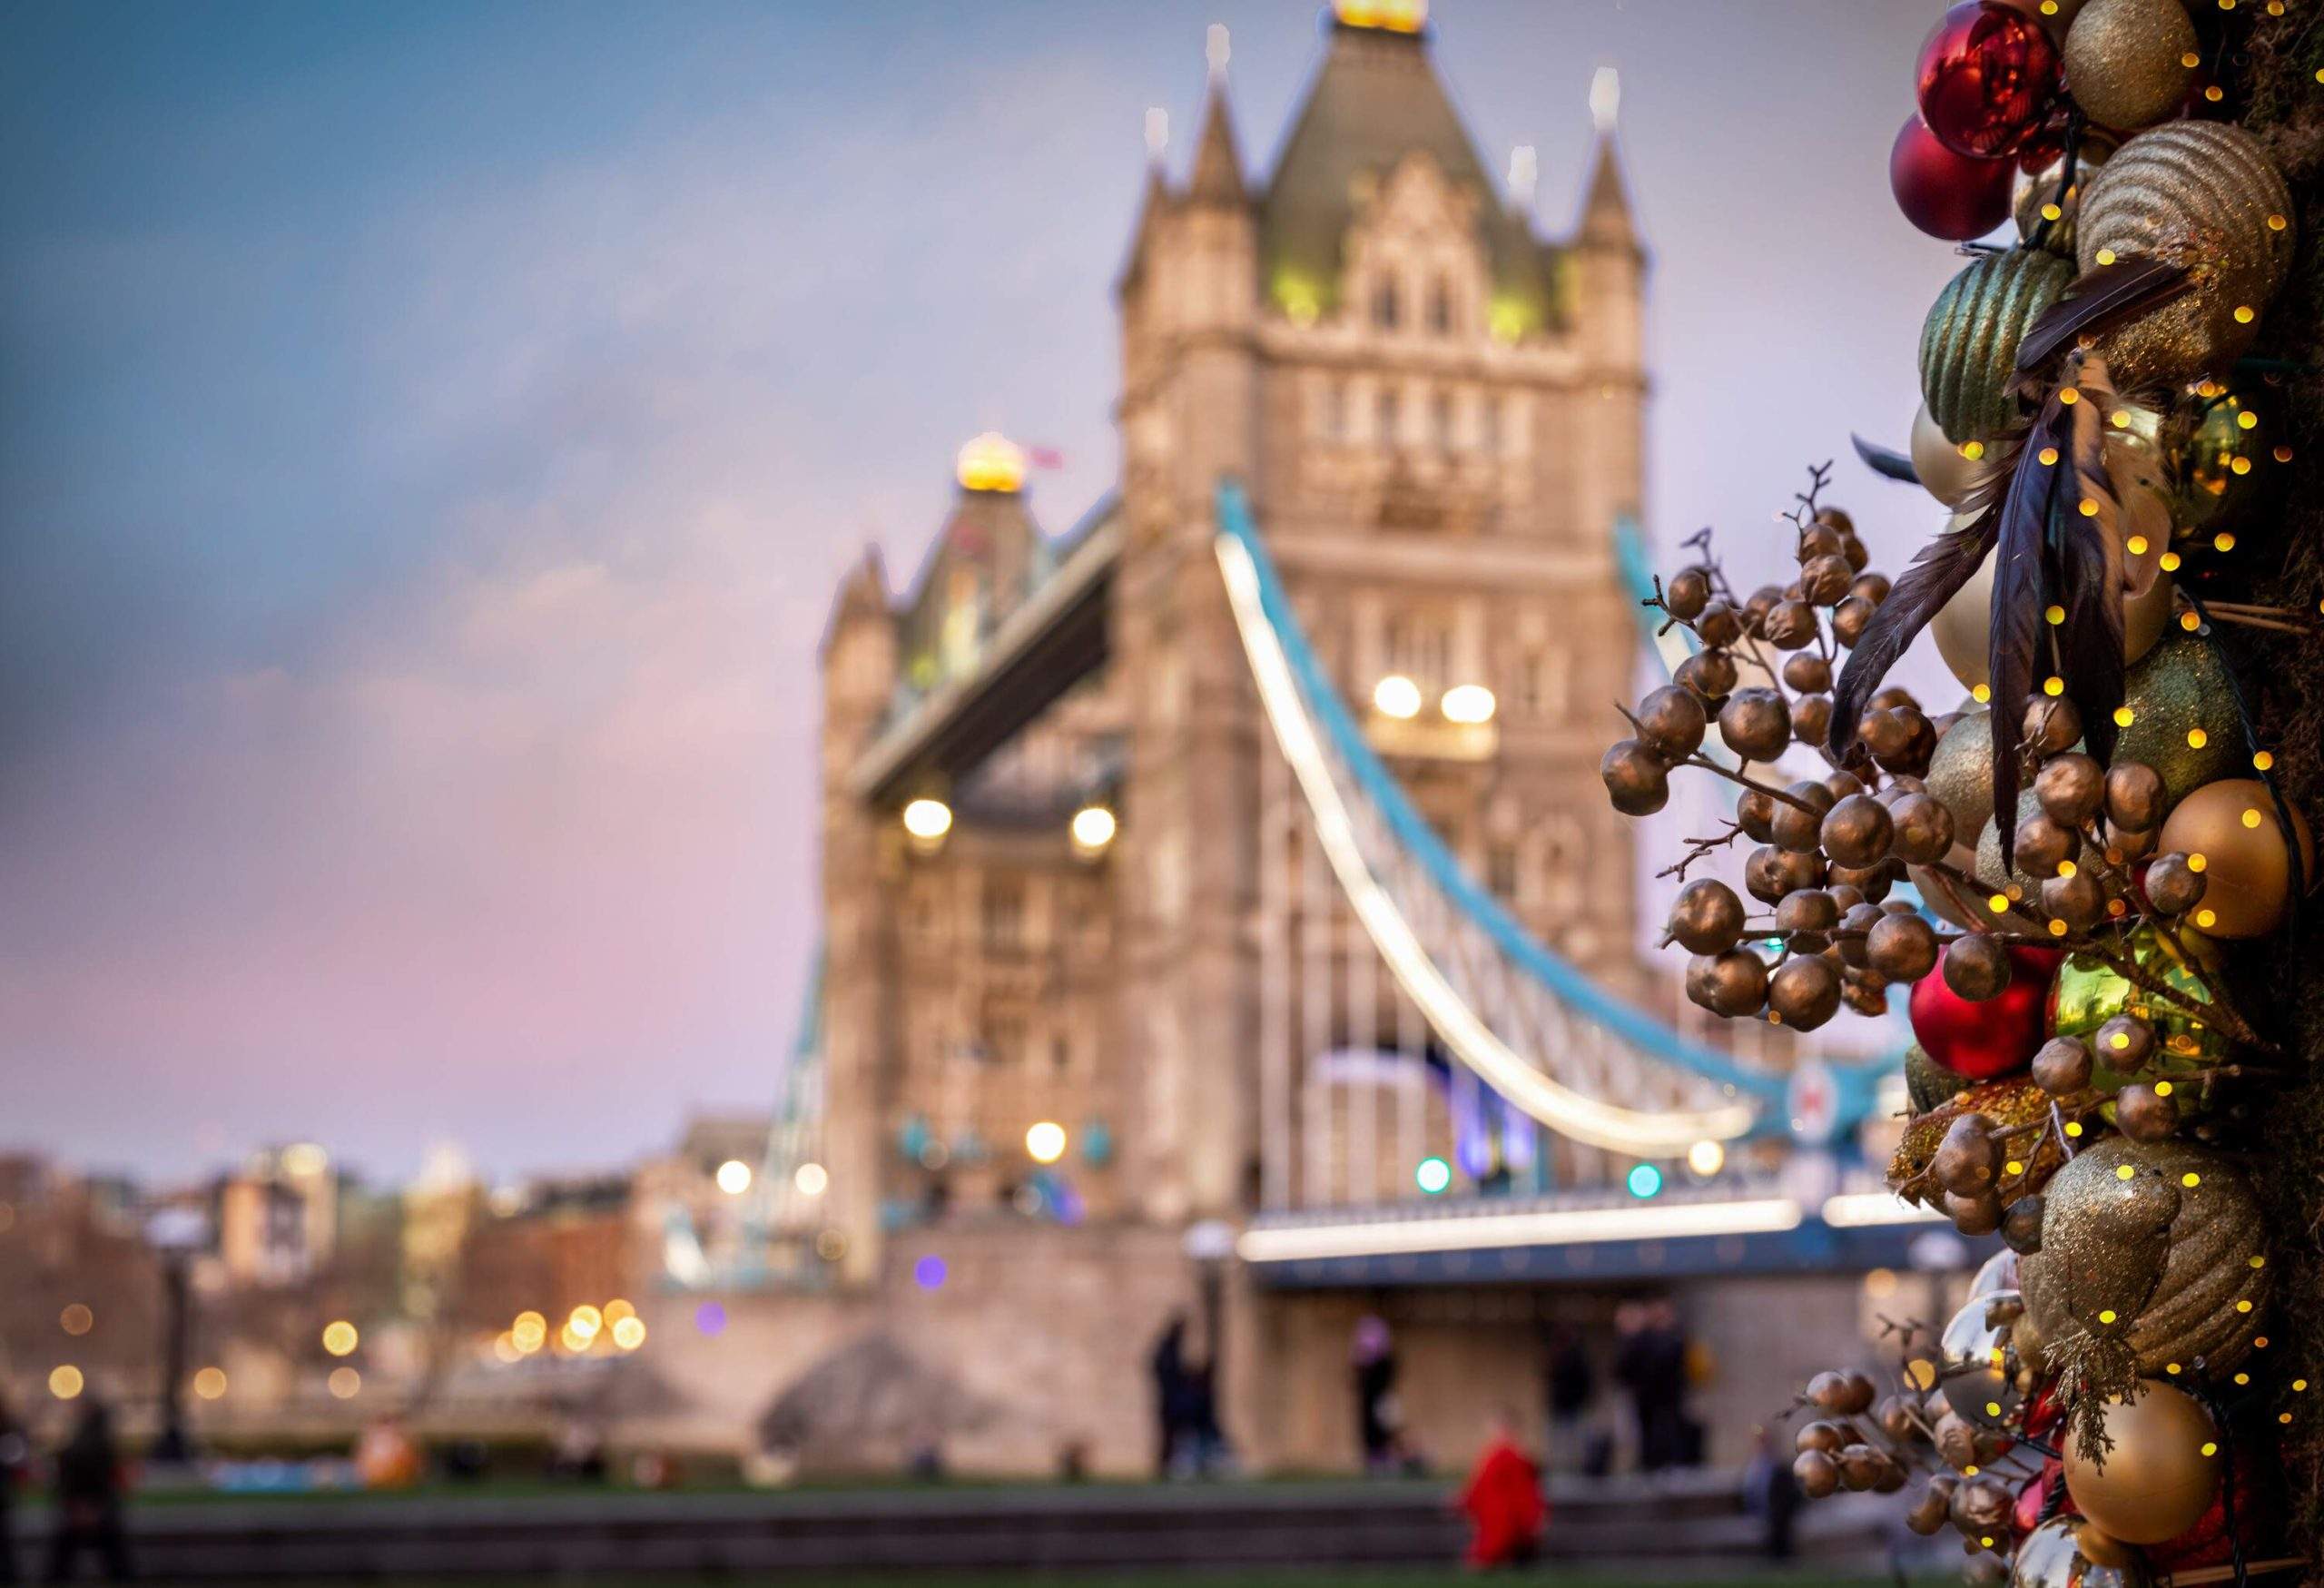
(2047, 925), (2230, 1086)
(2173, 398), (2271, 536)
(1921, 250), (2076, 445)
(2112, 635), (2240, 812)
(1905, 1044), (1963, 1115)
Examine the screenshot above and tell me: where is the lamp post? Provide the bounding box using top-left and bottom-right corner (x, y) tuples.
(146, 1207), (208, 1465)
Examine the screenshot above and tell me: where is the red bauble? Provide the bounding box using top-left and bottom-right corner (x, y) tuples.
(1915, 1), (2061, 160)
(1908, 944), (2063, 1080)
(1890, 116), (2015, 241)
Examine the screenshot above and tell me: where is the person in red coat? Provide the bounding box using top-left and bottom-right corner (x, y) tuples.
(1455, 1407), (1546, 1570)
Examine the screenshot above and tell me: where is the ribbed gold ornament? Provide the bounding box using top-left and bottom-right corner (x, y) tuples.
(2020, 1138), (2269, 1381)
(2078, 122), (2296, 386)
(2063, 0), (2198, 133)
(1922, 250), (2077, 444)
(2111, 634), (2240, 810)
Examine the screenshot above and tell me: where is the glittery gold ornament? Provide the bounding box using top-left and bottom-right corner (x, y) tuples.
(2008, 1516), (2154, 1588)
(2078, 122), (2297, 386)
(1927, 710), (1996, 841)
(2062, 1380), (2221, 1544)
(2019, 1138), (2269, 1386)
(2156, 777), (2314, 938)
(2047, 924), (2228, 1080)
(1921, 250), (2077, 444)
(2110, 635), (2240, 811)
(1905, 1043), (1965, 1115)
(2063, 0), (2197, 133)
(1911, 401), (1989, 508)
(1891, 1078), (2063, 1210)
(2015, 130), (2117, 258)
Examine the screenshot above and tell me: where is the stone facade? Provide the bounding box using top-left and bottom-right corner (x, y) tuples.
(789, 14), (1808, 1477)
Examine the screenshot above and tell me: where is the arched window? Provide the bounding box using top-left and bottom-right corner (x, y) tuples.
(1372, 273), (1401, 330)
(1428, 274), (1452, 335)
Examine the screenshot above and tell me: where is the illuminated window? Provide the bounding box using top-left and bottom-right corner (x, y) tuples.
(1372, 274), (1400, 330)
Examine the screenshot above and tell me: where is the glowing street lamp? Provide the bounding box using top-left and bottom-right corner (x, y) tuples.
(901, 798), (953, 844)
(1441, 684), (1496, 725)
(1025, 1121), (1068, 1165)
(1373, 675), (1423, 720)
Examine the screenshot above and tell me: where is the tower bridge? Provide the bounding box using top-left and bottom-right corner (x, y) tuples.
(655, 5), (1951, 1477)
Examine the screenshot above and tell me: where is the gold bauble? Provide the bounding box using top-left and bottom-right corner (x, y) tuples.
(2009, 1516), (2153, 1588)
(2112, 635), (2240, 811)
(2063, 0), (2198, 133)
(1922, 250), (2078, 445)
(1927, 710), (1996, 840)
(1932, 522), (1998, 693)
(2079, 122), (2297, 386)
(2156, 777), (2314, 938)
(2020, 1138), (2269, 1381)
(1911, 401), (1987, 508)
(2062, 1381), (2221, 1544)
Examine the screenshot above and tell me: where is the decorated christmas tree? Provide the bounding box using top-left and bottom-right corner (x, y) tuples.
(1605, 1), (2324, 1577)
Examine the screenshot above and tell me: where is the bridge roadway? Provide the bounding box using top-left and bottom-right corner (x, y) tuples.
(20, 1473), (1901, 1578)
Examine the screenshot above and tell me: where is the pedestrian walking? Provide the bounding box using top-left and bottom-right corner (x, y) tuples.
(1453, 1406), (1545, 1570)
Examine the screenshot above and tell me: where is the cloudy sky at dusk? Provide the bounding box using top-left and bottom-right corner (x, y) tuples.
(2, 1), (1965, 1186)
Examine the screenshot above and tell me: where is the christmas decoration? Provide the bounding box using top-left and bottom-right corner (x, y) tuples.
(2061, 0), (2197, 133)
(2062, 1381), (2221, 1544)
(2154, 777), (2312, 938)
(1912, 944), (2063, 1078)
(2076, 121), (2296, 386)
(1894, 114), (2020, 241)
(1921, 249), (2077, 444)
(1600, 5), (2321, 1571)
(1917, 2), (2063, 159)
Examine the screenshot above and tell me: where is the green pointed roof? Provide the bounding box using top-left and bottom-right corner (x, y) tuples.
(1259, 22), (1558, 331)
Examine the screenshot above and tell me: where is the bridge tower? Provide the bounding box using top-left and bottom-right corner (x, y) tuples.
(1112, 5), (1652, 1225)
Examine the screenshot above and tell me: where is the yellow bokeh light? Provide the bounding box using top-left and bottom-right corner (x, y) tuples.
(1026, 1120), (1068, 1165)
(322, 1320), (359, 1357)
(568, 1304), (605, 1341)
(611, 1317), (647, 1351)
(1069, 805), (1118, 853)
(512, 1310), (547, 1353)
(193, 1366), (229, 1400)
(49, 1366), (84, 1400)
(605, 1298), (637, 1326)
(492, 1333), (521, 1365)
(901, 798), (952, 843)
(1372, 675), (1422, 720)
(1686, 1139), (1724, 1178)
(328, 1366), (361, 1400)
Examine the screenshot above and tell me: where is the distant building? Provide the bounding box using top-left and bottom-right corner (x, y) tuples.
(213, 1144), (338, 1289)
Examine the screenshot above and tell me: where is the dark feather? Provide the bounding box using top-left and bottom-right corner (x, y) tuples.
(1827, 507), (1999, 764)
(1852, 433), (1921, 485)
(1987, 399), (2073, 873)
(2014, 257), (2192, 378)
(2055, 400), (2125, 765)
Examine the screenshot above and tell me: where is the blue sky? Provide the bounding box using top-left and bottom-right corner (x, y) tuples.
(0, 1), (1963, 1183)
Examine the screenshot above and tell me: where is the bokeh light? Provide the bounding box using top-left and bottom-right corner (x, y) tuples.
(192, 1366), (229, 1400)
(327, 1366), (361, 1399)
(511, 1311), (547, 1353)
(1414, 1157), (1452, 1195)
(1626, 1162), (1664, 1199)
(1025, 1121), (1068, 1164)
(714, 1159), (753, 1195)
(49, 1366), (84, 1400)
(794, 1161), (830, 1197)
(59, 1303), (94, 1336)
(1686, 1139), (1725, 1178)
(913, 1255), (948, 1291)
(694, 1301), (728, 1337)
(321, 1320), (359, 1356)
(611, 1316), (647, 1350)
(567, 1304), (604, 1342)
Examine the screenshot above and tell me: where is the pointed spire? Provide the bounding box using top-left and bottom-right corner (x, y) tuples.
(1187, 78), (1247, 207)
(1578, 135), (1639, 251)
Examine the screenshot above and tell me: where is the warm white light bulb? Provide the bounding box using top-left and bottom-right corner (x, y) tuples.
(1373, 675), (1423, 720)
(1441, 684), (1496, 725)
(1025, 1121), (1068, 1165)
(902, 798), (953, 841)
(1069, 805), (1117, 852)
